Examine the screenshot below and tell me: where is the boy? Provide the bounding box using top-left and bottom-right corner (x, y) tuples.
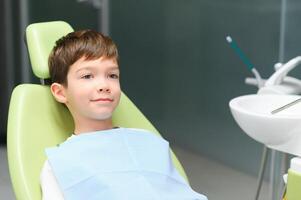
(40, 29), (208, 200)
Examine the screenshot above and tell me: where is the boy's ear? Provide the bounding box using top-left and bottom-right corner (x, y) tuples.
(50, 83), (67, 103)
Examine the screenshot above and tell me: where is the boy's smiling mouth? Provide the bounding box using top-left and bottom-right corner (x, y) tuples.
(91, 98), (113, 102)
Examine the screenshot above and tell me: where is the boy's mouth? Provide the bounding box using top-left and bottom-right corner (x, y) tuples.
(91, 98), (113, 102)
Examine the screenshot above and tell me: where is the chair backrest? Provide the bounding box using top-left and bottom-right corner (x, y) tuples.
(7, 21), (188, 200)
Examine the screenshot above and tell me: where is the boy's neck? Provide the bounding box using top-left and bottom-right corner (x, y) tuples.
(73, 118), (114, 135)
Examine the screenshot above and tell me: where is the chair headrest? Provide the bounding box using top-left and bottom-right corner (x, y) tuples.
(26, 21), (74, 79)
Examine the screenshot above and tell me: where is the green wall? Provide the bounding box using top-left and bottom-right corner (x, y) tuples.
(111, 0), (281, 176)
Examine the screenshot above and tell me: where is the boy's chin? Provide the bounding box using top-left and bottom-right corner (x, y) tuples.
(93, 113), (113, 121)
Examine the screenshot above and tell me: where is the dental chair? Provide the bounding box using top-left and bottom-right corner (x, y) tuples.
(7, 21), (188, 200)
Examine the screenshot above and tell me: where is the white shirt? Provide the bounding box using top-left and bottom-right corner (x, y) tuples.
(40, 135), (77, 200)
(40, 160), (65, 200)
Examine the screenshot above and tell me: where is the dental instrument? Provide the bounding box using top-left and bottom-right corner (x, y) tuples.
(226, 36), (264, 88)
(271, 98), (301, 114)
(257, 57), (301, 95)
(265, 56), (301, 86)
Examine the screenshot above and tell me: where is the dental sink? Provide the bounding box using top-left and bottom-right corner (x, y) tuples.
(229, 94), (301, 156)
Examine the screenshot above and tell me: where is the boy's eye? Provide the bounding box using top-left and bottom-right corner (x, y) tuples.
(109, 74), (119, 79)
(81, 74), (93, 79)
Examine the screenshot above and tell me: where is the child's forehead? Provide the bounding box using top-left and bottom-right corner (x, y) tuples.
(70, 56), (119, 71)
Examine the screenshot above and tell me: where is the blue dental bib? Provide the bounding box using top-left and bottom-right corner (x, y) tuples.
(45, 128), (207, 200)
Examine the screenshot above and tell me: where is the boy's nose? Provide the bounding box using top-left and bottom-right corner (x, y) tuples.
(98, 87), (110, 93)
(97, 80), (111, 93)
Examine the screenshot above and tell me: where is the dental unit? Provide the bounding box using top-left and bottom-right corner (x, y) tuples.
(227, 36), (301, 200)
(226, 36), (301, 93)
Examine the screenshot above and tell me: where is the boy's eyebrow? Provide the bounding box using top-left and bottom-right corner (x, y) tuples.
(108, 66), (119, 70)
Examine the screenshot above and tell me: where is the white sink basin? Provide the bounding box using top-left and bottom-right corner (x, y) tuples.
(229, 94), (301, 156)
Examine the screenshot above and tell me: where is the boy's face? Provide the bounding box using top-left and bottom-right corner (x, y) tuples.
(51, 56), (121, 125)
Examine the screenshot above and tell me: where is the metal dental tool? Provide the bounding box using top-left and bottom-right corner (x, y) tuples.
(271, 98), (301, 114)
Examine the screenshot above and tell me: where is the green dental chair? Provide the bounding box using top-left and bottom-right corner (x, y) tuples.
(7, 21), (188, 200)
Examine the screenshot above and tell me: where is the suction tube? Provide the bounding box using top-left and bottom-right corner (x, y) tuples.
(226, 36), (263, 88)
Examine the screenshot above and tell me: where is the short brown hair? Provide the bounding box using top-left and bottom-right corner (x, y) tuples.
(48, 30), (119, 85)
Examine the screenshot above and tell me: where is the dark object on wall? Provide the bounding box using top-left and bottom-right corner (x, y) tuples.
(0, 0), (9, 144)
